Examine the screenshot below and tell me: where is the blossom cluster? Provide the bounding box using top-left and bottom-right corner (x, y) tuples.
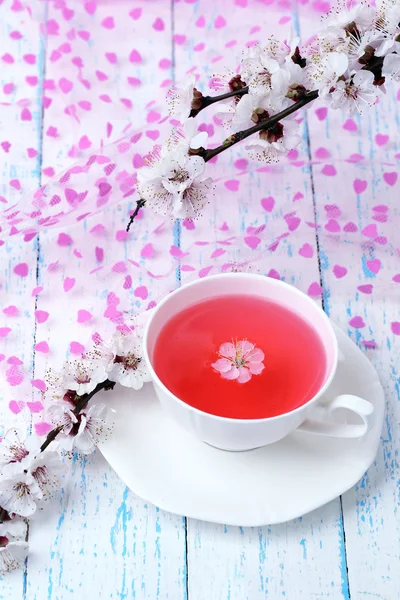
(136, 0), (400, 220)
(0, 325), (151, 572)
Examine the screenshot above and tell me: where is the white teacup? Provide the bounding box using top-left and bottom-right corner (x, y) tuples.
(143, 274), (375, 451)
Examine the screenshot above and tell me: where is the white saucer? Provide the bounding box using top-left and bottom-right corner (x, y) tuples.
(98, 324), (384, 526)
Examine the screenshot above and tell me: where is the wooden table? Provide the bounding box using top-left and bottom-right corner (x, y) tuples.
(1, 1), (399, 598)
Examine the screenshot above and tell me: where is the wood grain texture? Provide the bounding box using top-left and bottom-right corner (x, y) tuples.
(21, 2), (187, 599)
(1, 1), (399, 599)
(174, 2), (350, 598)
(0, 1), (46, 597)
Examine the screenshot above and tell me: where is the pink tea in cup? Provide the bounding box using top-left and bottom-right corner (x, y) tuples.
(153, 294), (327, 419)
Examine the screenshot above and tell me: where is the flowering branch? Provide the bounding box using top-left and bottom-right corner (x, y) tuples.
(39, 379), (116, 454)
(189, 85), (249, 118)
(200, 89), (319, 163)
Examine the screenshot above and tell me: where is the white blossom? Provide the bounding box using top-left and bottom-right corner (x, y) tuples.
(73, 404), (113, 455)
(0, 429), (66, 516)
(346, 30), (384, 71)
(0, 518), (26, 540)
(210, 71), (247, 126)
(0, 429), (30, 466)
(172, 119), (209, 153)
(62, 353), (109, 396)
(233, 93), (275, 131)
(26, 451), (67, 499)
(245, 117), (301, 163)
(0, 535), (28, 574)
(0, 462), (41, 517)
(107, 331), (151, 390)
(47, 401), (78, 435)
(307, 51), (349, 97)
(137, 147), (213, 219)
(323, 1), (375, 34)
(167, 73), (198, 122)
(329, 70), (378, 114)
(382, 52), (400, 80)
(242, 45), (291, 106)
(376, 0), (400, 37)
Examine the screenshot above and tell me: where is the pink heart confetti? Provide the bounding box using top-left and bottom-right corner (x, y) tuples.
(261, 196), (275, 212)
(31, 379), (46, 392)
(353, 179), (367, 194)
(349, 316), (365, 329)
(383, 172), (397, 186)
(308, 282), (323, 296)
(391, 322), (400, 335)
(77, 310), (92, 323)
(244, 236), (261, 249)
(35, 341), (49, 353)
(63, 277), (75, 292)
(35, 310), (49, 324)
(333, 265), (347, 278)
(299, 243), (313, 258)
(366, 259), (381, 275)
(134, 286), (148, 300)
(358, 284), (373, 294)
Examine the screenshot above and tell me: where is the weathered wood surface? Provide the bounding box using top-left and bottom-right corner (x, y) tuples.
(1, 1), (399, 599)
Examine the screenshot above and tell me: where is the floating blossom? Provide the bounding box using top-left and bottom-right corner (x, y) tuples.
(167, 74), (203, 121)
(107, 331), (151, 390)
(329, 70), (378, 113)
(137, 147), (213, 219)
(212, 340), (265, 384)
(245, 118), (301, 163)
(73, 404), (113, 455)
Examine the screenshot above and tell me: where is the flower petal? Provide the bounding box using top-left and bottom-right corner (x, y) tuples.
(247, 348), (265, 363)
(212, 358), (232, 373)
(237, 367), (252, 384)
(237, 340), (255, 355)
(220, 366), (239, 380)
(249, 362), (265, 375)
(218, 342), (236, 358)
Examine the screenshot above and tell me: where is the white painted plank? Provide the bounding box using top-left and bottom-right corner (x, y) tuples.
(0, 0), (46, 597)
(24, 2), (187, 599)
(173, 2), (349, 598)
(305, 67), (400, 600)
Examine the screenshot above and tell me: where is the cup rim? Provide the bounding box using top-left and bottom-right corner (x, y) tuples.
(143, 273), (339, 423)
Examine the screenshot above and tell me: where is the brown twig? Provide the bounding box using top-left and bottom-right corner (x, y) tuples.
(201, 90), (319, 162)
(189, 85), (249, 118)
(126, 199), (146, 232)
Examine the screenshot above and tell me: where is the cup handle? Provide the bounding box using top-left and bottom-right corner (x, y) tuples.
(297, 395), (375, 439)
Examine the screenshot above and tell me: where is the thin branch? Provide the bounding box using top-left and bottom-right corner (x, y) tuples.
(201, 90), (319, 162)
(40, 379), (116, 453)
(126, 199), (146, 232)
(189, 86), (249, 118)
